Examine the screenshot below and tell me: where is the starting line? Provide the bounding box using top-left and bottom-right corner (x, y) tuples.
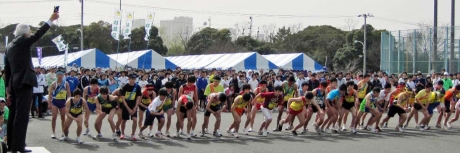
(26, 147), (51, 153)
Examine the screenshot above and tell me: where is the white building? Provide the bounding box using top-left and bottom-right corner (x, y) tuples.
(160, 17), (193, 45)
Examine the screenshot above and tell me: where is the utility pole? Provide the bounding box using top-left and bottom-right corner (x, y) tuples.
(358, 13), (373, 74)
(249, 16), (253, 37)
(80, 0), (84, 51)
(433, 0), (438, 72)
(208, 17), (211, 28)
(257, 27), (260, 40)
(449, 0), (455, 73)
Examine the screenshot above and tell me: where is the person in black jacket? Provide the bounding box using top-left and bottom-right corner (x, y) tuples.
(4, 12), (59, 153)
(80, 69), (90, 91)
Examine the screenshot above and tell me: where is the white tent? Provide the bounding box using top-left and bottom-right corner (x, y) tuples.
(263, 53), (324, 71)
(204, 52), (277, 71)
(32, 48), (121, 69)
(108, 50), (177, 69)
(166, 54), (225, 70)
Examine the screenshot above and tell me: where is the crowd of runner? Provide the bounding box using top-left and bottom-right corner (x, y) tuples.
(28, 66), (460, 144)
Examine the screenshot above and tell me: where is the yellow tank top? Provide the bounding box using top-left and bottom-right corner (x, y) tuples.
(233, 96), (249, 109)
(283, 84), (295, 101)
(290, 97), (306, 111)
(358, 83), (368, 98)
(344, 90), (356, 103)
(396, 93), (409, 106)
(53, 82), (67, 100)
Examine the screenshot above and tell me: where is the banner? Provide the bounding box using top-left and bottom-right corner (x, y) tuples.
(36, 47), (42, 65)
(123, 12), (134, 39)
(51, 35), (67, 52)
(111, 9), (122, 41)
(144, 12), (154, 41)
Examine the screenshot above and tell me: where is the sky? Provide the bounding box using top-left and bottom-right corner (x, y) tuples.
(0, 0), (459, 34)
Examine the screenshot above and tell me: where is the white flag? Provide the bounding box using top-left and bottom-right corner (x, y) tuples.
(111, 9), (122, 40)
(52, 35), (67, 52)
(123, 12), (134, 39)
(144, 12), (154, 41)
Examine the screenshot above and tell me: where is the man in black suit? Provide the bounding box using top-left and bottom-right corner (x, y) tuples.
(4, 12), (59, 153)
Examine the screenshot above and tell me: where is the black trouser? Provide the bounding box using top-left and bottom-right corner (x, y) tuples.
(31, 93), (43, 117)
(0, 141), (7, 153)
(7, 85), (33, 151)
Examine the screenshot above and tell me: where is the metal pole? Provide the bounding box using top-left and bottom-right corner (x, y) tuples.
(450, 0), (455, 73)
(80, 0), (84, 51)
(398, 30), (401, 74)
(433, 0), (438, 72)
(413, 30), (416, 74)
(388, 32), (391, 74)
(429, 28), (432, 72)
(445, 27), (449, 70)
(363, 15), (367, 74)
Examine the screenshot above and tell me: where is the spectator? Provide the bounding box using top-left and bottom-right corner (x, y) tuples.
(32, 67), (46, 118)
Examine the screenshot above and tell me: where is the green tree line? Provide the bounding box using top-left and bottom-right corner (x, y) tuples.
(0, 20), (386, 71)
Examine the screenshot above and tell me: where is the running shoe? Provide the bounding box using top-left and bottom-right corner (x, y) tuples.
(351, 128), (357, 134)
(166, 131), (171, 137)
(300, 128), (308, 134)
(148, 132), (154, 137)
(76, 137), (84, 144)
(291, 131), (298, 136)
(262, 129), (268, 136)
(155, 131), (162, 137)
(83, 129), (90, 135)
(131, 135), (137, 141)
(383, 122), (388, 128)
(186, 134), (192, 140)
(112, 133), (117, 140)
(120, 134), (125, 139)
(277, 124), (283, 132)
(447, 122), (452, 130)
(403, 124), (408, 129)
(59, 136), (68, 141)
(248, 128), (253, 132)
(397, 127), (404, 132)
(138, 133), (145, 139)
(51, 134), (56, 139)
(258, 130), (263, 135)
(96, 134), (103, 138)
(234, 133), (240, 138)
(116, 130), (121, 136)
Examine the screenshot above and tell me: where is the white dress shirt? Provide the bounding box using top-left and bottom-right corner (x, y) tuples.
(33, 73), (46, 93)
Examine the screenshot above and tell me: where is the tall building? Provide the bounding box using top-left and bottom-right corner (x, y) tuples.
(160, 17), (193, 46)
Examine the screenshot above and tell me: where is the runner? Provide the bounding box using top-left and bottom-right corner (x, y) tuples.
(202, 76), (224, 134)
(139, 89), (168, 139)
(280, 92), (323, 136)
(425, 81), (444, 129)
(381, 81), (406, 128)
(60, 89), (88, 144)
(248, 81), (268, 132)
(337, 81), (358, 133)
(380, 87), (412, 132)
(238, 84), (254, 134)
(120, 74), (142, 140)
(356, 75), (370, 129)
(444, 84), (460, 129)
(178, 76), (199, 137)
(111, 88), (123, 136)
(138, 84), (157, 137)
(201, 92), (227, 137)
(175, 95), (195, 140)
(304, 81), (327, 133)
(82, 78), (100, 135)
(322, 84), (347, 133)
(48, 68), (71, 139)
(228, 93), (252, 138)
(162, 82), (177, 137)
(413, 83), (435, 131)
(255, 86), (284, 136)
(275, 76), (297, 132)
(356, 87), (382, 132)
(404, 85), (425, 129)
(93, 87), (119, 140)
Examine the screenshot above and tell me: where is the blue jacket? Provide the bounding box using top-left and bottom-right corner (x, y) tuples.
(196, 77), (208, 91)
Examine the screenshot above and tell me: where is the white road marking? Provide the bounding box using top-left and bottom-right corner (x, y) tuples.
(27, 147), (51, 153)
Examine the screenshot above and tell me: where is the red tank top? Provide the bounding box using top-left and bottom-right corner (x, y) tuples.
(182, 84), (196, 98)
(180, 95), (192, 105)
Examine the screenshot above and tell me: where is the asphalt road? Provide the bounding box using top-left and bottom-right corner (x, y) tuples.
(23, 110), (460, 153)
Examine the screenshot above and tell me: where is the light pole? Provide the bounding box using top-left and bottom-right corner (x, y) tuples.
(80, 0), (84, 51)
(354, 40), (365, 73)
(358, 13), (373, 74)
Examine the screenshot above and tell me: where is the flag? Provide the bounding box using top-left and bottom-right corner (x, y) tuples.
(51, 35), (67, 52)
(111, 9), (122, 40)
(123, 12), (134, 39)
(36, 47), (42, 65)
(144, 12), (154, 41)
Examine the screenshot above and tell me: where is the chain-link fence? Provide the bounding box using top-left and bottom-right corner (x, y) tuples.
(381, 26), (460, 74)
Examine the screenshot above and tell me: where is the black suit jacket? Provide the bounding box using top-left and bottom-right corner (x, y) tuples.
(4, 23), (50, 88)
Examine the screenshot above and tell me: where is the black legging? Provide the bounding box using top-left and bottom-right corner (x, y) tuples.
(31, 93), (43, 117)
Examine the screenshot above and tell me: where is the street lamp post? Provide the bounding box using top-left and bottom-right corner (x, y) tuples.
(354, 40), (365, 73)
